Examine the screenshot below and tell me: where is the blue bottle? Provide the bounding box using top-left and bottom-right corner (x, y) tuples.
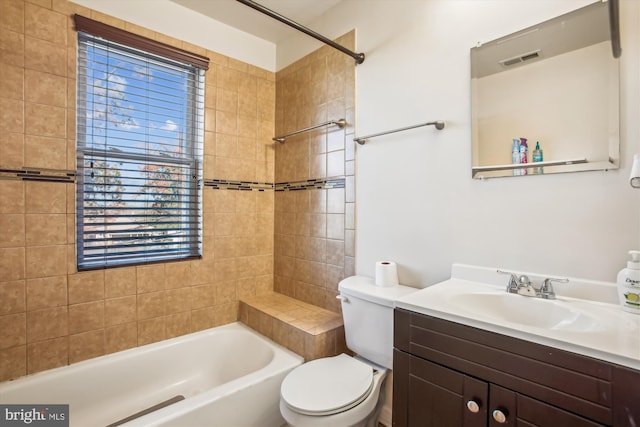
(511, 138), (521, 176)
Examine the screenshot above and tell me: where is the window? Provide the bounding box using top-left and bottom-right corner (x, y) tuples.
(74, 16), (208, 270)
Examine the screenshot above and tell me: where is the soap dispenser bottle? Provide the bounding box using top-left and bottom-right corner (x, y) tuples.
(617, 250), (640, 314)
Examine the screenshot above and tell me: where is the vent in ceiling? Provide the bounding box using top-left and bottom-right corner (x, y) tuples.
(499, 50), (542, 67)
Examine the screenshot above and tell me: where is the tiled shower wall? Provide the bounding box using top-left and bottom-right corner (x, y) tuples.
(0, 0), (277, 381)
(274, 33), (356, 313)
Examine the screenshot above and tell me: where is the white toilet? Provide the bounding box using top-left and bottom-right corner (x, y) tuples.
(279, 276), (417, 427)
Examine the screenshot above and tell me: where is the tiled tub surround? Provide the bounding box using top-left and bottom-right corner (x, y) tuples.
(0, 1), (355, 382)
(274, 32), (357, 313)
(0, 0), (277, 381)
(240, 292), (347, 362)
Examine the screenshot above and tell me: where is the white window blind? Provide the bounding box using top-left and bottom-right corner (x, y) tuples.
(76, 23), (206, 270)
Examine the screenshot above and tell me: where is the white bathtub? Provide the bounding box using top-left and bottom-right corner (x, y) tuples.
(0, 322), (303, 427)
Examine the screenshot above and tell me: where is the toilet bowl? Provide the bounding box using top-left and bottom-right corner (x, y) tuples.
(279, 276), (417, 427)
(280, 355), (387, 427)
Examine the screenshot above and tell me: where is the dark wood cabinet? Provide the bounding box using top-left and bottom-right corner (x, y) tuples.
(393, 308), (640, 427)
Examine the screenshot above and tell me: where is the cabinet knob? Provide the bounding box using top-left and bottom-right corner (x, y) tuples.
(466, 400), (480, 413)
(492, 409), (508, 424)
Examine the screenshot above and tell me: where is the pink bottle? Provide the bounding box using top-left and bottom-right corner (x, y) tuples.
(519, 138), (528, 175)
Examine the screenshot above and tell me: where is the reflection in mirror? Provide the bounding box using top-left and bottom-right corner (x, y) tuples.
(471, 1), (620, 179)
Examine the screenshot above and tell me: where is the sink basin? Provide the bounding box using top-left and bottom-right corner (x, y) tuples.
(393, 265), (640, 371)
(444, 292), (603, 332)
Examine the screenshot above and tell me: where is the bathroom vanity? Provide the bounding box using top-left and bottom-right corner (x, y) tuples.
(392, 265), (640, 426)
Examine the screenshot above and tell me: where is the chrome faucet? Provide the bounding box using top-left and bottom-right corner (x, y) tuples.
(538, 277), (569, 299)
(497, 270), (569, 299)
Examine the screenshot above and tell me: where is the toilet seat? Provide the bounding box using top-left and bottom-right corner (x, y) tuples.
(281, 354), (374, 416)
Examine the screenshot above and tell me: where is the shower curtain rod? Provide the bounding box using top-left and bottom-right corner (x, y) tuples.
(235, 0), (365, 65)
(273, 119), (347, 143)
(354, 121), (445, 145)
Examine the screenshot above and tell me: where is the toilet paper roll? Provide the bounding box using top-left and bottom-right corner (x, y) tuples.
(375, 261), (399, 287)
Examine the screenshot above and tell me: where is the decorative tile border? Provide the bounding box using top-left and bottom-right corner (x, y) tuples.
(203, 179), (273, 191)
(204, 177), (345, 192)
(274, 178), (345, 191)
(0, 168), (75, 183)
(0, 168), (345, 192)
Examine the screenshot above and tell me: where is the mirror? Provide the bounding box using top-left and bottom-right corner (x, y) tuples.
(471, 1), (620, 179)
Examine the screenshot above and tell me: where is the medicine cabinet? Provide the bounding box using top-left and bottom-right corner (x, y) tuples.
(471, 0), (620, 179)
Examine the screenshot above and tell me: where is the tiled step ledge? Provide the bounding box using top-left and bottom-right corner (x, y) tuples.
(239, 292), (347, 361)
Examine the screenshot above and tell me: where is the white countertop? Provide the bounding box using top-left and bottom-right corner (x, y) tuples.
(394, 264), (640, 371)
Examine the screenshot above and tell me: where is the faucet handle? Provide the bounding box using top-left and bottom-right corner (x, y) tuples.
(497, 269), (519, 292)
(540, 277), (569, 299)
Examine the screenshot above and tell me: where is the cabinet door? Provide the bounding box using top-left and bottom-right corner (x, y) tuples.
(403, 353), (487, 427)
(489, 384), (605, 427)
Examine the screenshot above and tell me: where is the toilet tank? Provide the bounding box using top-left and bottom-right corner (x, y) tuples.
(338, 276), (417, 369)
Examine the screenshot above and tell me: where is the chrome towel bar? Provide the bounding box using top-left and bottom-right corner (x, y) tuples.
(273, 119), (346, 143)
(354, 120), (445, 145)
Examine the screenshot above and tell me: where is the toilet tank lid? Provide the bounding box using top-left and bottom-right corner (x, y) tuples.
(338, 276), (418, 307)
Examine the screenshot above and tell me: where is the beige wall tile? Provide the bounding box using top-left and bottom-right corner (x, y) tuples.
(0, 214), (25, 248)
(191, 306), (214, 332)
(216, 88), (237, 114)
(25, 213), (66, 246)
(25, 181), (66, 213)
(165, 262), (191, 289)
(26, 244), (67, 279)
(27, 336), (68, 374)
(191, 284), (215, 309)
(105, 322), (137, 354)
(216, 281), (236, 305)
(104, 267), (136, 298)
(0, 1), (24, 33)
(25, 36), (66, 77)
(204, 107), (215, 132)
(0, 280), (26, 315)
(191, 259), (215, 285)
(0, 247), (25, 281)
(25, 70), (66, 106)
(69, 329), (104, 363)
(166, 287), (191, 314)
(0, 312), (26, 349)
(26, 306), (67, 342)
(68, 300), (104, 334)
(104, 295), (136, 327)
(0, 63), (24, 101)
(26, 275), (66, 310)
(67, 270), (104, 303)
(0, 30), (24, 69)
(137, 291), (165, 320)
(137, 317), (165, 346)
(0, 345), (27, 382)
(166, 312), (191, 338)
(25, 103), (66, 138)
(25, 3), (66, 45)
(0, 132), (25, 168)
(214, 302), (236, 326)
(136, 264), (166, 294)
(0, 98), (24, 134)
(326, 214), (345, 240)
(216, 110), (237, 135)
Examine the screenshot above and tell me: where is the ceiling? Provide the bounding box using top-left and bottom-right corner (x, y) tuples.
(170, 0), (343, 44)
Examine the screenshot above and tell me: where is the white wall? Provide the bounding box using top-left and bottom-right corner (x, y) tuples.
(70, 0), (276, 71)
(279, 0), (640, 286)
